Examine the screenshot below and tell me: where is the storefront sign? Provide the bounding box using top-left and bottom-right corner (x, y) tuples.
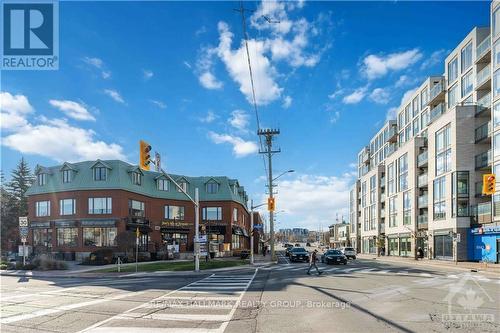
(54, 220), (76, 227)
(162, 220), (192, 228)
(471, 225), (500, 234)
(80, 220), (116, 227)
(30, 221), (50, 228)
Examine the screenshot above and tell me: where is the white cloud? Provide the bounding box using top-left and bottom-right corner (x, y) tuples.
(385, 106), (398, 121)
(143, 69), (154, 80)
(330, 111), (340, 124)
(183, 61), (192, 69)
(0, 91), (34, 130)
(1, 92), (125, 162)
(228, 110), (250, 132)
(421, 49), (447, 70)
(150, 100), (167, 109)
(259, 173), (353, 230)
(49, 99), (96, 121)
(217, 21), (282, 105)
(199, 111), (217, 123)
(199, 72), (223, 90)
(328, 88), (345, 100)
(103, 89), (125, 104)
(385, 86), (419, 120)
(208, 131), (258, 157)
(361, 48), (422, 80)
(342, 86), (367, 104)
(282, 95), (292, 108)
(369, 88), (390, 105)
(394, 74), (420, 88)
(83, 56), (111, 79)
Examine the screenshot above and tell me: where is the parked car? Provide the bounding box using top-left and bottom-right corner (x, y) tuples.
(321, 249), (347, 265)
(294, 243), (300, 247)
(340, 247), (357, 259)
(289, 247), (309, 262)
(306, 242), (311, 247)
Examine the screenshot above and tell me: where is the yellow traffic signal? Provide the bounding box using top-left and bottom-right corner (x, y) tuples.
(482, 173), (496, 195)
(139, 140), (152, 171)
(268, 197), (275, 212)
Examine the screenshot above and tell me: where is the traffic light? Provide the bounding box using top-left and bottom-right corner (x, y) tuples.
(139, 140), (152, 171)
(482, 173), (496, 195)
(268, 197), (275, 211)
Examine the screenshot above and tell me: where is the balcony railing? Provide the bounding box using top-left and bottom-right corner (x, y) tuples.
(476, 64), (491, 88)
(475, 150), (492, 169)
(476, 36), (491, 61)
(417, 215), (428, 229)
(429, 102), (445, 124)
(475, 121), (491, 143)
(387, 126), (398, 143)
(429, 81), (445, 102)
(379, 222), (385, 233)
(417, 151), (428, 167)
(418, 173), (428, 187)
(380, 176), (386, 187)
(380, 193), (386, 202)
(476, 202), (492, 224)
(477, 92), (492, 113)
(380, 210), (385, 218)
(418, 194), (428, 208)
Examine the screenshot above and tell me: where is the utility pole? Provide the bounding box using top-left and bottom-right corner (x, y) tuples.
(258, 128), (280, 261)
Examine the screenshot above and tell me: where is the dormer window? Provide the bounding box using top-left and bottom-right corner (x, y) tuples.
(177, 181), (187, 193)
(132, 172), (142, 185)
(206, 182), (218, 194)
(157, 179), (169, 191)
(62, 170), (72, 183)
(94, 167), (107, 181)
(233, 186), (238, 195)
(37, 173), (47, 186)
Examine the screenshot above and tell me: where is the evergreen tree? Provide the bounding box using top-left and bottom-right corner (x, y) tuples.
(7, 157), (35, 216)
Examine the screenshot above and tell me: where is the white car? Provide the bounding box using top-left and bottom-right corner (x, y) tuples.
(340, 247), (356, 259)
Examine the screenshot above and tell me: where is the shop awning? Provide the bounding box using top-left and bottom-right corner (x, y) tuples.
(232, 226), (244, 235)
(207, 225), (226, 235)
(241, 228), (249, 237)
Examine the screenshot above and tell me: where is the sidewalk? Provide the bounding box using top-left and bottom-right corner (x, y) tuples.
(357, 253), (500, 274)
(252, 253), (276, 266)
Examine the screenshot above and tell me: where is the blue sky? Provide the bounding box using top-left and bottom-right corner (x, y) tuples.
(0, 0), (490, 230)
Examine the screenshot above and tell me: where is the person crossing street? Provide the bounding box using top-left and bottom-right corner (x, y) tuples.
(307, 249), (322, 275)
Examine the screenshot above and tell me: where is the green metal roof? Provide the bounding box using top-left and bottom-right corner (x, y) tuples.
(27, 160), (248, 207)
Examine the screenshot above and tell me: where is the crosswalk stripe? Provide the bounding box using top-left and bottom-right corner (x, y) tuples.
(117, 313), (230, 322)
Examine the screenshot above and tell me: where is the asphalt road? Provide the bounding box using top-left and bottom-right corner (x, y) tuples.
(1, 255), (499, 333)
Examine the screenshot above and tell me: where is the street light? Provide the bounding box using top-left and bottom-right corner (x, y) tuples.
(250, 200), (268, 265)
(272, 169), (295, 182)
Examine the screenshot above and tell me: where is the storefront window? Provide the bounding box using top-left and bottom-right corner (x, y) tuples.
(33, 229), (52, 246)
(232, 234), (240, 249)
(400, 237), (411, 257)
(162, 233), (188, 245)
(388, 238), (398, 256)
(57, 228), (78, 247)
(83, 227), (117, 246)
(434, 234), (453, 259)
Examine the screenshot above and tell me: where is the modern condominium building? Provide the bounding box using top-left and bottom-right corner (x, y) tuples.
(349, 3), (500, 263)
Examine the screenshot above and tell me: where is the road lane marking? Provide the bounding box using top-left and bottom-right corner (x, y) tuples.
(1, 286), (81, 301)
(117, 313), (231, 322)
(1, 290), (146, 324)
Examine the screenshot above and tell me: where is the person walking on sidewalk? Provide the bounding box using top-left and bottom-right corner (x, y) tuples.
(307, 249), (322, 275)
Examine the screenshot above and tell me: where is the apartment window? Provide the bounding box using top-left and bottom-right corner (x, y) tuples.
(412, 97), (419, 117)
(83, 227), (117, 246)
(206, 182), (219, 194)
(448, 57), (458, 83)
(494, 102), (500, 129)
(37, 173), (46, 186)
(451, 171), (469, 218)
(398, 112), (404, 128)
(460, 42), (472, 72)
(494, 164), (500, 217)
(404, 105), (411, 125)
(361, 181), (367, 207)
(57, 228), (78, 247)
(164, 205), (185, 220)
(398, 154), (408, 191)
(233, 208), (238, 222)
(405, 125), (411, 142)
(129, 200), (145, 217)
(36, 201), (50, 217)
(494, 70), (500, 97)
(59, 199), (76, 216)
(495, 133), (500, 159)
(494, 8), (500, 37)
(132, 172), (141, 185)
(363, 207), (369, 231)
(177, 181), (187, 193)
(435, 124), (451, 176)
(460, 70), (473, 98)
(388, 163), (395, 195)
(62, 170), (72, 183)
(157, 179), (169, 191)
(403, 191), (411, 225)
(433, 176), (446, 220)
(88, 197), (112, 214)
(389, 196), (397, 227)
(494, 40), (500, 67)
(413, 118), (419, 136)
(93, 167), (107, 181)
(369, 205), (376, 230)
(399, 131), (405, 145)
(202, 207), (222, 220)
(369, 175), (376, 204)
(421, 89), (428, 108)
(448, 84), (458, 108)
(421, 110), (429, 129)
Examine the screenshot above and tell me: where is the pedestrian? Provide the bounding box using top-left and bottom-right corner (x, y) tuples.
(263, 245), (267, 257)
(307, 249), (322, 275)
(417, 247), (424, 259)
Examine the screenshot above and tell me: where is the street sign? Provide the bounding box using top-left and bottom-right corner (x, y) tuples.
(19, 226), (29, 237)
(253, 224), (263, 229)
(21, 236), (27, 243)
(19, 217), (28, 227)
(195, 235), (207, 243)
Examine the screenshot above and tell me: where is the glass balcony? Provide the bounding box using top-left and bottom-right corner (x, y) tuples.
(417, 151), (428, 167)
(386, 126), (398, 143)
(474, 150), (492, 170)
(475, 121), (491, 143)
(417, 215), (428, 229)
(476, 92), (491, 114)
(476, 202), (492, 224)
(429, 81), (445, 103)
(476, 64), (491, 89)
(418, 173), (428, 187)
(476, 36), (491, 62)
(418, 194), (428, 208)
(379, 222), (385, 234)
(429, 102), (445, 124)
(380, 176), (386, 187)
(380, 193), (386, 202)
